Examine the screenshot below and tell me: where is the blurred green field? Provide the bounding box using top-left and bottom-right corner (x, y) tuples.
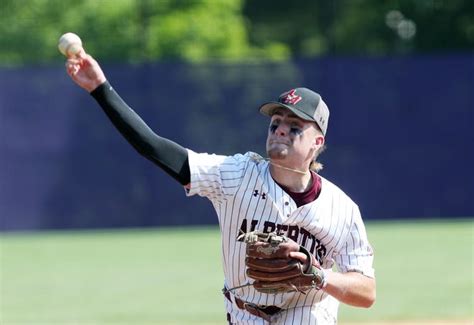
(1, 219), (472, 324)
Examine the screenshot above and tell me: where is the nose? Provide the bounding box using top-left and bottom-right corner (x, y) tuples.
(272, 123), (288, 137)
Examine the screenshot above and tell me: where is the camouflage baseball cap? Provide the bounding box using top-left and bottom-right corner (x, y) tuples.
(259, 88), (330, 135)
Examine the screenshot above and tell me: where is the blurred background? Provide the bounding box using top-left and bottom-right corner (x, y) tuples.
(1, 0), (472, 230)
(1, 1), (473, 324)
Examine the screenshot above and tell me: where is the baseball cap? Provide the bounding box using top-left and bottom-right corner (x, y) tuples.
(259, 88), (330, 135)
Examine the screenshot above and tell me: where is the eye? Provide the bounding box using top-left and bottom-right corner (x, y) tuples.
(269, 119), (281, 133)
(269, 123), (278, 133)
(290, 126), (302, 135)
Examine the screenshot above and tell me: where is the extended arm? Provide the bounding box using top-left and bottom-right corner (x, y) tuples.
(65, 51), (190, 185)
(323, 271), (376, 307)
(289, 251), (376, 307)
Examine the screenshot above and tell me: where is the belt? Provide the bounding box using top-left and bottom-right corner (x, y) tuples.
(224, 289), (282, 322)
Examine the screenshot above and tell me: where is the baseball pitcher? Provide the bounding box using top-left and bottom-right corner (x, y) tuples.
(64, 49), (375, 324)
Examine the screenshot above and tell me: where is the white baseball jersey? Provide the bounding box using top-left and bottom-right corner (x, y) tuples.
(185, 150), (375, 324)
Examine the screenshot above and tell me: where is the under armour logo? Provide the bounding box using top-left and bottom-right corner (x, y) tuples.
(281, 89), (302, 105)
(253, 190), (266, 200)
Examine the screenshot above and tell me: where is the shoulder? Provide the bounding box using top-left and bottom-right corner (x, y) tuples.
(319, 176), (358, 207)
(221, 151), (267, 172)
(216, 151), (265, 165)
(187, 150), (264, 169)
(245, 151), (266, 164)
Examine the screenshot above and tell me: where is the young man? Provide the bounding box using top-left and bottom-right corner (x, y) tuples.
(65, 51), (375, 324)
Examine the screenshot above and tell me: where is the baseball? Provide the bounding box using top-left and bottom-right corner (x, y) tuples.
(58, 32), (83, 57)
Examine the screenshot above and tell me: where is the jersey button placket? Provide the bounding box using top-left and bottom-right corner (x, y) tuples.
(285, 201), (290, 217)
(283, 197), (294, 219)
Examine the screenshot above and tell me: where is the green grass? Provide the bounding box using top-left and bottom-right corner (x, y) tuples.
(1, 220), (472, 324)
(0, 228), (224, 324)
(339, 219), (473, 322)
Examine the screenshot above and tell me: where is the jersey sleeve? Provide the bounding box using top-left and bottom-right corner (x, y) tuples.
(334, 205), (375, 278)
(185, 150), (249, 202)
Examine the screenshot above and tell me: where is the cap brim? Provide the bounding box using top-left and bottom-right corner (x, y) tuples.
(259, 102), (315, 122)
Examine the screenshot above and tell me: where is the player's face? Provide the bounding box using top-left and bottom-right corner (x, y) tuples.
(266, 108), (324, 167)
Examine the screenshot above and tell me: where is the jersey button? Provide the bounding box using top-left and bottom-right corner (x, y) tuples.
(285, 202), (289, 206)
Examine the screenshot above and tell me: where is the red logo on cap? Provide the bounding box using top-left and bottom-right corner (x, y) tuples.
(281, 89), (302, 105)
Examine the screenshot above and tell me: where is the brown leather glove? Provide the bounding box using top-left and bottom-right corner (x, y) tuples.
(238, 231), (326, 294)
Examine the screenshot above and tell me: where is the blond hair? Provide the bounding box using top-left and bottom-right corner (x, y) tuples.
(309, 143), (326, 173)
(310, 123), (326, 172)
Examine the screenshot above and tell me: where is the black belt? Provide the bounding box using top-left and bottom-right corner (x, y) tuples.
(224, 288), (282, 322)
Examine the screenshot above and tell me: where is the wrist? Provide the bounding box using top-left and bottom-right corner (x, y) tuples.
(88, 77), (107, 93)
(316, 269), (328, 290)
(90, 80), (110, 97)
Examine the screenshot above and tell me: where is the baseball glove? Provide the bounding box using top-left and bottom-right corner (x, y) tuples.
(238, 231), (326, 294)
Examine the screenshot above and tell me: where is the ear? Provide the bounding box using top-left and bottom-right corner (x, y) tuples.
(313, 135), (325, 150)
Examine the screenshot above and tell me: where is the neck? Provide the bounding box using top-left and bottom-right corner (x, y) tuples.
(269, 160), (313, 193)
(269, 161), (306, 175)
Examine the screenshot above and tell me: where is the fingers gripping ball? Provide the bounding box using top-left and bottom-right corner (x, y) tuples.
(58, 32), (83, 57)
(238, 231), (326, 294)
